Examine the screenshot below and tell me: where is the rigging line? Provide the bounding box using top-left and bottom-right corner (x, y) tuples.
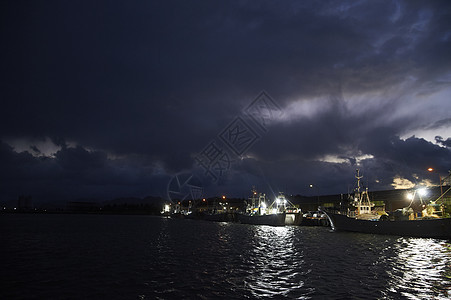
(433, 186), (451, 203)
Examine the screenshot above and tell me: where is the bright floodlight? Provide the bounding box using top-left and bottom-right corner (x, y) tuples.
(418, 188), (427, 197)
(276, 198), (281, 204)
(261, 202), (267, 208)
(406, 192), (414, 200)
(427, 168), (434, 172)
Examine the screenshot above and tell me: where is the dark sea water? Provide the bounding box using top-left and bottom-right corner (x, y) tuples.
(1, 214), (450, 299)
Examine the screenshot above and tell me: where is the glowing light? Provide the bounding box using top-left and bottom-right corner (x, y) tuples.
(261, 202), (267, 208)
(406, 192), (414, 200)
(427, 167), (434, 172)
(418, 188), (427, 197)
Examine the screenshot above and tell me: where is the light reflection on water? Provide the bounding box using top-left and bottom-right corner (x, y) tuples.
(244, 226), (307, 298)
(386, 238), (451, 299)
(1, 214), (450, 299)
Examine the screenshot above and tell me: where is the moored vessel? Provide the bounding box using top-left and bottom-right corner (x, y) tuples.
(322, 169), (451, 239)
(237, 188), (302, 226)
(301, 211), (330, 226)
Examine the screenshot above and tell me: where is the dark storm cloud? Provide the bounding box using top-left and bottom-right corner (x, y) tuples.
(244, 91), (451, 193)
(0, 141), (167, 203)
(29, 145), (41, 155)
(1, 0), (450, 201)
(427, 119), (451, 131)
(435, 136), (451, 148)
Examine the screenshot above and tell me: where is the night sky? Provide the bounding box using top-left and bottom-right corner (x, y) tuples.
(1, 0), (451, 204)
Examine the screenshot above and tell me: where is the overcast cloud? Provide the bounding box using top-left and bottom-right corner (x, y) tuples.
(1, 0), (450, 203)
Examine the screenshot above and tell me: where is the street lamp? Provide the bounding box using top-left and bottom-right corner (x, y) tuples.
(406, 187), (428, 206)
(309, 184), (320, 208)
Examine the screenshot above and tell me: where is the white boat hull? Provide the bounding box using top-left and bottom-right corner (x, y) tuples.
(237, 212), (302, 226)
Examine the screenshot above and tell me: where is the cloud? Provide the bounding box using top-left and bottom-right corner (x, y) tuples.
(1, 0), (450, 201)
(391, 177), (415, 189)
(435, 136), (451, 148)
(0, 141), (169, 203)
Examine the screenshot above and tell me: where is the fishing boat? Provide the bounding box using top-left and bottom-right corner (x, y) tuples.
(301, 211), (330, 226)
(237, 189), (302, 226)
(322, 169), (451, 239)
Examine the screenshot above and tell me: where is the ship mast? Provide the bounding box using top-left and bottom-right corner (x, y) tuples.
(353, 169), (374, 215)
(356, 169), (362, 199)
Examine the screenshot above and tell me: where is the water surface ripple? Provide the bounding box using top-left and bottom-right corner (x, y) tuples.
(1, 214), (450, 299)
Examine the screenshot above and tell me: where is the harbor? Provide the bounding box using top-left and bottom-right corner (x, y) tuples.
(161, 170), (451, 238)
(3, 1), (451, 299)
